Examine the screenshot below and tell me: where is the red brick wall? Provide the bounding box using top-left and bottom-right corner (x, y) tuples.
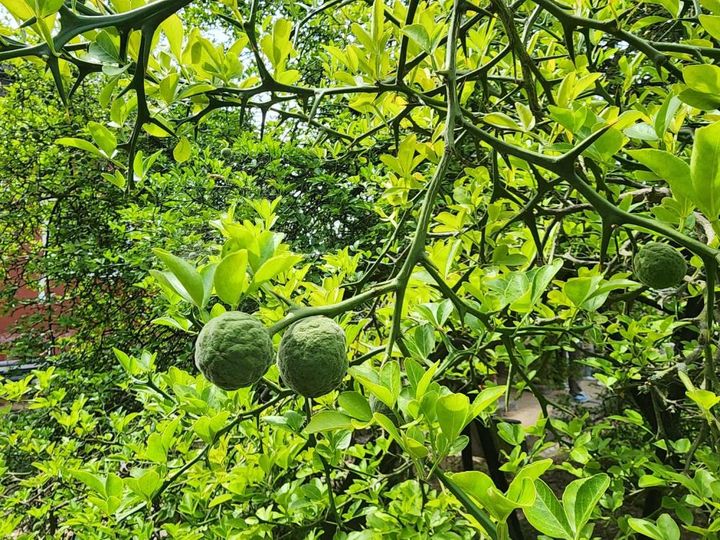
(0, 265), (38, 360)
(1, 248), (67, 360)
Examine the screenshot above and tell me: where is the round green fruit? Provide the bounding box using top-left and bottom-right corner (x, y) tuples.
(277, 316), (348, 398)
(633, 242), (687, 290)
(194, 311), (274, 390)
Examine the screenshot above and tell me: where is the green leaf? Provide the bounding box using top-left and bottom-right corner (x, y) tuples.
(555, 72), (576, 108)
(56, 137), (105, 158)
(126, 469), (162, 501)
(406, 324), (436, 361)
(492, 245), (528, 266)
(562, 474), (610, 534)
(161, 14), (184, 59)
(683, 64), (720, 95)
(405, 433), (430, 458)
(105, 473), (123, 499)
(687, 388), (720, 411)
(512, 259), (563, 312)
(379, 361), (401, 402)
(161, 417), (181, 450)
(153, 249), (206, 308)
(253, 253), (303, 284)
(349, 365), (395, 407)
(338, 391), (373, 422)
(638, 475), (666, 487)
(401, 23), (432, 51)
(1, 0), (34, 20)
(484, 112), (521, 130)
(200, 264), (216, 308)
(213, 250), (248, 307)
(88, 30), (120, 63)
(486, 273), (531, 310)
(415, 360), (439, 400)
(193, 411), (230, 443)
(405, 358), (424, 394)
(563, 277), (593, 308)
(69, 470), (105, 495)
(177, 83), (216, 100)
(624, 122), (659, 141)
(700, 15), (720, 39)
(36, 0), (63, 17)
(173, 136), (191, 163)
(207, 304), (226, 322)
(516, 102), (536, 131)
(372, 0), (384, 42)
(690, 121), (720, 219)
(531, 259), (564, 299)
(524, 480), (573, 540)
(654, 95), (681, 137)
(645, 0), (679, 16)
(591, 127), (624, 159)
(144, 433), (167, 463)
(678, 89), (720, 110)
(628, 518), (664, 540)
(261, 19), (294, 69)
(87, 122), (117, 156)
(436, 393), (470, 443)
(436, 470), (498, 540)
(101, 171), (126, 190)
(470, 386), (506, 417)
(149, 270), (183, 304)
(582, 279), (639, 304)
(628, 149), (693, 205)
(143, 122), (173, 139)
(304, 410), (353, 433)
(113, 348), (154, 376)
(451, 471), (530, 522)
(657, 514), (681, 540)
(549, 105), (587, 132)
(209, 493), (233, 508)
(508, 460), (553, 502)
(701, 0), (720, 12)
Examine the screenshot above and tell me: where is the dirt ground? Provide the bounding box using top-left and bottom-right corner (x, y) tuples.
(499, 377), (604, 426)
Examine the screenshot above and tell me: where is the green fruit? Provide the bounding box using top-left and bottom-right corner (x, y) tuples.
(277, 316), (347, 398)
(633, 242), (687, 290)
(194, 311), (274, 390)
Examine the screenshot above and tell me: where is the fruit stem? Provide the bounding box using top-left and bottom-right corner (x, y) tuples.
(319, 454), (340, 527)
(268, 280), (397, 335)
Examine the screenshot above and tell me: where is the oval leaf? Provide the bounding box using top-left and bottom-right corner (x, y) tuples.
(214, 250), (248, 307)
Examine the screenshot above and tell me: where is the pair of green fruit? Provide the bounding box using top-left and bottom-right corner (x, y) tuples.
(194, 312), (348, 397)
(195, 243), (684, 395)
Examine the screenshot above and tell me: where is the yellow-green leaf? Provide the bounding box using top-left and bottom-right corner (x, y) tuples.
(173, 136), (192, 163)
(214, 250), (248, 307)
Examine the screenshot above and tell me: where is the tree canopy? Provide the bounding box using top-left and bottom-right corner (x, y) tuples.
(2, 0), (720, 538)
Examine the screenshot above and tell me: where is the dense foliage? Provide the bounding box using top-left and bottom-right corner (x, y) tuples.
(2, 0), (720, 538)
